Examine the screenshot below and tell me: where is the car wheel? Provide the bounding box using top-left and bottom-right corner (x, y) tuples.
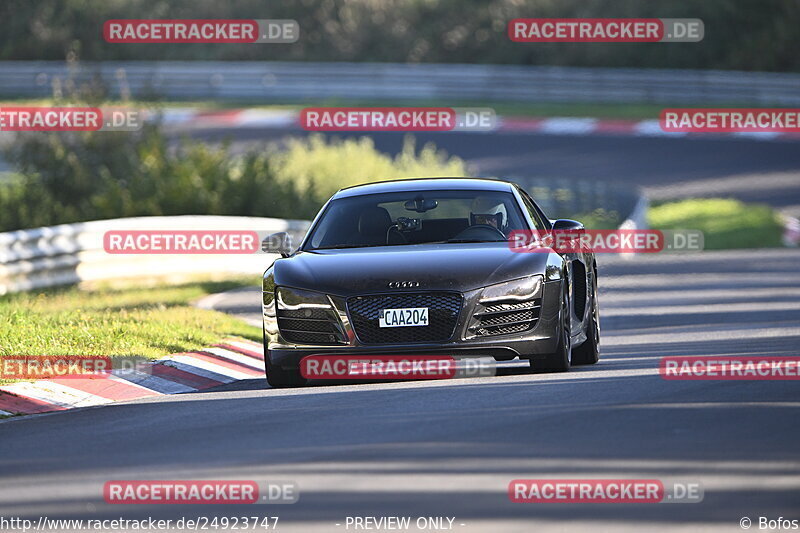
(572, 274), (600, 365)
(265, 357), (307, 388)
(532, 282), (572, 373)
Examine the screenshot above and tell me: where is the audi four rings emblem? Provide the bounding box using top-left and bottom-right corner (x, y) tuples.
(388, 281), (420, 288)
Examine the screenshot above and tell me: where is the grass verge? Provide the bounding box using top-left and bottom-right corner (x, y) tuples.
(0, 278), (261, 369)
(648, 198), (784, 250)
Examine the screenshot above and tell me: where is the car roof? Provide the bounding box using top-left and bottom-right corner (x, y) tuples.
(333, 177), (516, 199)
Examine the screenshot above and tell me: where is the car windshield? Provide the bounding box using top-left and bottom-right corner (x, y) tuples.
(303, 189), (534, 251)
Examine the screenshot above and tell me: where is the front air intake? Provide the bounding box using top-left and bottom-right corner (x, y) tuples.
(277, 307), (344, 345)
(468, 298), (542, 337)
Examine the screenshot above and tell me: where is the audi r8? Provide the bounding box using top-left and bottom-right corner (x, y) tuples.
(261, 178), (599, 387)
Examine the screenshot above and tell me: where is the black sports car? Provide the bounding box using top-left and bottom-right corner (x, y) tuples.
(261, 178), (599, 387)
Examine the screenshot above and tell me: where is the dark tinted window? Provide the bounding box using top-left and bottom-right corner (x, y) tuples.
(305, 189), (529, 250)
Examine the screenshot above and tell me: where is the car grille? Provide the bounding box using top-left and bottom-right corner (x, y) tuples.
(277, 307), (344, 345)
(469, 298), (542, 337)
(347, 292), (462, 344)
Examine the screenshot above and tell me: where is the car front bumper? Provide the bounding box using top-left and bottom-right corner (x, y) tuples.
(264, 280), (562, 369)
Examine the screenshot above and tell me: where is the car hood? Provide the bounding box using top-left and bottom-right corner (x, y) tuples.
(272, 243), (552, 295)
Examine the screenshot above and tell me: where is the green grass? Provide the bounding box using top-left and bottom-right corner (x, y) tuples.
(648, 198), (784, 250)
(0, 278), (261, 367)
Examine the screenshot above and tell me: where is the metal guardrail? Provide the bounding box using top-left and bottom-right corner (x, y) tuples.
(1, 61), (799, 105)
(0, 215), (311, 295)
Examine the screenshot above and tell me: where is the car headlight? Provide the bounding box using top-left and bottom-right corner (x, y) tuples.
(479, 276), (542, 303)
(274, 287), (347, 345)
(276, 286), (333, 312)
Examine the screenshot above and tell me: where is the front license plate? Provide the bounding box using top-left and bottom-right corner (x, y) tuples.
(379, 307), (429, 328)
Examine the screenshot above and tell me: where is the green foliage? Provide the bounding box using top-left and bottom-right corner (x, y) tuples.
(0, 124), (318, 229)
(648, 198), (784, 250)
(1, 0), (798, 72)
(0, 122), (467, 231)
(273, 134), (467, 205)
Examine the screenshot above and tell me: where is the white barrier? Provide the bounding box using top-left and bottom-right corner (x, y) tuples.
(0, 215), (310, 295)
(617, 194), (650, 260)
(618, 195), (650, 231)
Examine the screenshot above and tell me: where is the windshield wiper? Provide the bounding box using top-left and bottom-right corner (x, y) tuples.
(311, 244), (376, 250)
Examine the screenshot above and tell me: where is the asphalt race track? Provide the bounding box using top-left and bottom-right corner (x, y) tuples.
(1, 129), (799, 531)
(2, 246), (799, 532)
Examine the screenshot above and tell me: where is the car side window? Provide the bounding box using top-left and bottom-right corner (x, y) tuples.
(518, 190), (548, 230)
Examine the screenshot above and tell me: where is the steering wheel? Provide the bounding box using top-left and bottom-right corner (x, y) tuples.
(451, 224), (507, 241)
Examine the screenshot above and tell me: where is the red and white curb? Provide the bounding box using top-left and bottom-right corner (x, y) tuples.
(157, 108), (800, 141)
(498, 116), (800, 140)
(0, 338), (264, 418)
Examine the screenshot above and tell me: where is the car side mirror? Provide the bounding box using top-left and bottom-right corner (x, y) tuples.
(262, 232), (293, 257)
(552, 219), (585, 247)
(552, 219), (585, 231)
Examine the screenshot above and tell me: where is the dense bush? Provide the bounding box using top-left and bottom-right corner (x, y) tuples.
(273, 135), (467, 206)
(0, 125), (312, 229)
(0, 124), (467, 231)
(1, 0), (798, 72)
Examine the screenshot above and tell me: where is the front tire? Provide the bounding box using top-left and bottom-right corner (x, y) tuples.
(572, 275), (600, 365)
(532, 282), (572, 373)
